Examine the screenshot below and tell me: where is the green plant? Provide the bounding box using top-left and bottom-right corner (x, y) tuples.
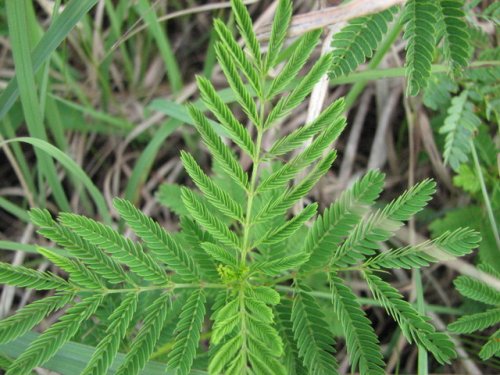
(448, 264), (500, 360)
(0, 1), (484, 374)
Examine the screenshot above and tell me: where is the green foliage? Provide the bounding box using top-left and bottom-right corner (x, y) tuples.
(6, 294), (103, 375)
(330, 275), (385, 374)
(81, 293), (138, 375)
(448, 265), (500, 360)
(364, 272), (457, 364)
(167, 289), (206, 375)
(0, 1), (481, 373)
(440, 90), (481, 170)
(402, 0), (438, 95)
(330, 7), (397, 78)
(437, 0), (471, 72)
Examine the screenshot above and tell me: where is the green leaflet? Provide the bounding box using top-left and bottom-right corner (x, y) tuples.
(167, 289), (206, 375)
(448, 307), (500, 334)
(6, 294), (103, 375)
(402, 0), (438, 95)
(0, 293), (73, 345)
(81, 293), (138, 375)
(329, 179), (437, 267)
(364, 272), (456, 364)
(330, 7), (397, 78)
(300, 170), (385, 272)
(291, 286), (338, 374)
(181, 188), (241, 250)
(0, 262), (72, 291)
(480, 330), (500, 360)
(330, 275), (385, 374)
(440, 90), (481, 170)
(180, 151), (244, 221)
(37, 247), (104, 289)
(58, 213), (170, 285)
(437, 0), (470, 72)
(114, 293), (171, 375)
(453, 276), (500, 306)
(366, 227), (481, 269)
(29, 208), (132, 285)
(113, 198), (199, 281)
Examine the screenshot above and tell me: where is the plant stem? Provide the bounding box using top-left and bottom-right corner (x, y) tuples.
(75, 282), (226, 295)
(470, 140), (500, 249)
(241, 127), (263, 265)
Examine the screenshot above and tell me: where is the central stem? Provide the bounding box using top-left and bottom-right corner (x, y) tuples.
(240, 76), (267, 267)
(240, 127), (263, 266)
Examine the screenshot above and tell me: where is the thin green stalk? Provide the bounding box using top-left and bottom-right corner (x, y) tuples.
(470, 140), (500, 248)
(241, 128), (263, 265)
(274, 286), (463, 315)
(76, 282), (225, 295)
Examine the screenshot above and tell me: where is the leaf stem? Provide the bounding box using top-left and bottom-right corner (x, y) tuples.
(74, 282), (225, 295)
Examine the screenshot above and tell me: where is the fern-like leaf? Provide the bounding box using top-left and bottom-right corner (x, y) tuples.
(300, 170), (384, 272)
(258, 121), (345, 192)
(196, 76), (255, 157)
(187, 104), (248, 189)
(274, 299), (307, 375)
(215, 42), (260, 126)
(213, 19), (262, 96)
(268, 98), (345, 157)
(230, 0), (262, 67)
(59, 213), (169, 285)
(201, 242), (238, 267)
(291, 286), (338, 374)
(330, 8), (396, 78)
(6, 294), (103, 375)
(251, 253), (309, 276)
(364, 272), (456, 364)
(81, 293), (138, 375)
(367, 227), (481, 269)
(180, 217), (219, 280)
(330, 275), (385, 374)
(330, 179), (436, 267)
(181, 187), (240, 249)
(113, 198), (199, 280)
(448, 307), (500, 334)
(437, 0), (470, 72)
(480, 330), (500, 360)
(402, 0), (438, 95)
(168, 289), (206, 375)
(264, 0), (293, 70)
(258, 203), (317, 246)
(0, 293), (73, 345)
(439, 90), (481, 170)
(180, 151), (243, 221)
(115, 293), (171, 375)
(29, 208), (131, 285)
(453, 276), (500, 306)
(266, 29), (322, 100)
(255, 151), (336, 224)
(0, 262), (72, 291)
(37, 247), (104, 289)
(265, 53), (334, 128)
(210, 288), (284, 374)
